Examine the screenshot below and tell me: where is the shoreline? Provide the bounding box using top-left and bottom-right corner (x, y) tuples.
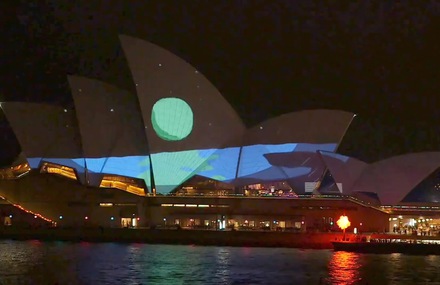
(0, 227), (351, 249)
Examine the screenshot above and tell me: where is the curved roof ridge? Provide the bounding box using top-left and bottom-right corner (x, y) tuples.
(352, 151), (440, 205)
(370, 151), (440, 165)
(318, 150), (368, 195)
(251, 109), (355, 128)
(243, 109), (355, 146)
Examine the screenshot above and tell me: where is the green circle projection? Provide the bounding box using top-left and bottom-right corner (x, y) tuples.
(151, 97), (194, 141)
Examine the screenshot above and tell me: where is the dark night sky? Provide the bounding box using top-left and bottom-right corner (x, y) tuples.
(0, 1), (439, 166)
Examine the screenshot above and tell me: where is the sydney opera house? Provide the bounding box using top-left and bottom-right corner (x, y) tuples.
(0, 35), (439, 234)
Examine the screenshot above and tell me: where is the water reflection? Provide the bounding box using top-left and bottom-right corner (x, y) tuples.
(214, 247), (231, 284)
(4, 241), (440, 284)
(327, 251), (362, 284)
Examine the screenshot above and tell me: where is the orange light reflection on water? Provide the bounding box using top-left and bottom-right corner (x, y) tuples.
(327, 251), (362, 285)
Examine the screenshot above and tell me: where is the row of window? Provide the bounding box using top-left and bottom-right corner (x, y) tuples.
(161, 204), (229, 208)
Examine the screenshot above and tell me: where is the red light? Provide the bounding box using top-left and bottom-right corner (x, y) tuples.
(136, 218), (140, 221)
(85, 216), (88, 220)
(10, 203), (54, 224)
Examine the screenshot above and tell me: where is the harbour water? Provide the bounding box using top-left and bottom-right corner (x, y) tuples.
(1, 240), (440, 284)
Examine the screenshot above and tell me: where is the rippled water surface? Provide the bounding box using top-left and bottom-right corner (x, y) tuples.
(1, 240), (440, 284)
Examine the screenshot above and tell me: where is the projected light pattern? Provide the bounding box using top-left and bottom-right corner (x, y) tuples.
(275, 144), (337, 182)
(86, 156), (152, 191)
(26, 143), (340, 194)
(151, 97), (193, 141)
(147, 143), (339, 193)
(27, 158), (43, 169)
(237, 143), (297, 181)
(26, 157), (87, 184)
(237, 143), (336, 182)
(42, 158), (86, 171)
(150, 149), (219, 194)
(196, 147), (241, 182)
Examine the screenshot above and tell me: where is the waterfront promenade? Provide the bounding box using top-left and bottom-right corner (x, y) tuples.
(0, 227), (356, 249)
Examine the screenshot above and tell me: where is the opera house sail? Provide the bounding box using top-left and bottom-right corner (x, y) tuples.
(0, 34), (366, 226)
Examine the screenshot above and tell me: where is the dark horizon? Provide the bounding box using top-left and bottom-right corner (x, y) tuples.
(0, 1), (439, 165)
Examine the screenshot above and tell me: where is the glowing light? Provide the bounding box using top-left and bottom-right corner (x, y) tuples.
(328, 251), (361, 284)
(85, 216), (89, 220)
(337, 215), (351, 230)
(59, 215), (63, 220)
(151, 97), (193, 141)
(12, 203), (56, 225)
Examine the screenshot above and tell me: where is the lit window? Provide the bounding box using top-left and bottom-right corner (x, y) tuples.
(44, 163), (77, 180)
(161, 204), (173, 207)
(99, 175), (145, 196)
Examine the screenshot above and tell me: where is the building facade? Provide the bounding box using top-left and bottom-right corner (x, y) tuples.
(0, 35), (438, 232)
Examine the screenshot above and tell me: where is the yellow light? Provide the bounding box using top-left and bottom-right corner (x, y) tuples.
(337, 215), (351, 230)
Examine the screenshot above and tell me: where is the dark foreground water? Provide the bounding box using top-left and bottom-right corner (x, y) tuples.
(1, 240), (440, 285)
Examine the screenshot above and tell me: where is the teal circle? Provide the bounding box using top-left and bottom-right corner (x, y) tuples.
(151, 97), (193, 141)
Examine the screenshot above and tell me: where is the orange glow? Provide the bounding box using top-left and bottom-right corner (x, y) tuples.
(337, 215), (351, 230)
(328, 251), (361, 284)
